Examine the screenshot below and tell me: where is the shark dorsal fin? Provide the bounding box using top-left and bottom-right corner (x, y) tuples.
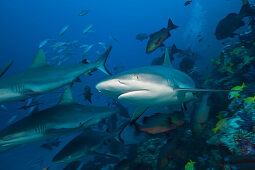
(58, 88), (75, 105)
(31, 49), (48, 68)
(163, 48), (172, 67)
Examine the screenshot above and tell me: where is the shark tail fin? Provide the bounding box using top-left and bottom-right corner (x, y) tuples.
(113, 122), (129, 144)
(95, 46), (112, 76)
(0, 61), (13, 78)
(167, 18), (178, 30)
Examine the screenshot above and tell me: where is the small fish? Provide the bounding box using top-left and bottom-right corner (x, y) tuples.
(184, 1), (192, 6)
(83, 85), (92, 104)
(212, 118), (228, 133)
(59, 25), (70, 36)
(229, 82), (247, 99)
(83, 24), (94, 34)
(136, 33), (148, 41)
(185, 160), (196, 170)
(80, 44), (90, 48)
(98, 42), (107, 50)
(39, 40), (48, 49)
(79, 9), (89, 16)
(0, 104), (8, 111)
(146, 18), (178, 53)
(109, 35), (119, 42)
(139, 113), (184, 134)
(244, 96), (255, 106)
(7, 115), (17, 125)
(82, 45), (94, 56)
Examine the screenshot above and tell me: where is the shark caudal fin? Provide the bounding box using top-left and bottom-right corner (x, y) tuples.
(0, 61), (13, 78)
(95, 46), (112, 76)
(167, 18), (179, 30)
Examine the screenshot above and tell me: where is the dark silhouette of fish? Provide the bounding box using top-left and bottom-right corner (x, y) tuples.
(215, 1), (255, 40)
(184, 1), (192, 6)
(83, 85), (92, 104)
(146, 18), (178, 53)
(136, 33), (148, 41)
(151, 44), (183, 65)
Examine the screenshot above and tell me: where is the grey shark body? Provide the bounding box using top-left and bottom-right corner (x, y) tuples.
(96, 48), (197, 123)
(0, 88), (118, 152)
(0, 46), (112, 103)
(52, 122), (128, 163)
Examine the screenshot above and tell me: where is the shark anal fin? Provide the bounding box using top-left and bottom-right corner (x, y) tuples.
(130, 106), (148, 124)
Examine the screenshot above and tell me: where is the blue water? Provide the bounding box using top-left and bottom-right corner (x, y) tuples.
(0, 0), (252, 169)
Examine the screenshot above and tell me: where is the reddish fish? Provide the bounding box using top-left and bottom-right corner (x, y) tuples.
(146, 18), (178, 53)
(139, 113), (184, 134)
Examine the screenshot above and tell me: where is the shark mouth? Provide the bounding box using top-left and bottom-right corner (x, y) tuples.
(118, 89), (150, 100)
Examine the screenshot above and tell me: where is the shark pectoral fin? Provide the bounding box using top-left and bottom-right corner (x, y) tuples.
(130, 106), (148, 124)
(0, 61), (13, 78)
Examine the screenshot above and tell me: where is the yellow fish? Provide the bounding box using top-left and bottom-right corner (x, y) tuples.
(244, 96), (255, 106)
(185, 160), (196, 170)
(229, 82), (247, 99)
(212, 119), (228, 133)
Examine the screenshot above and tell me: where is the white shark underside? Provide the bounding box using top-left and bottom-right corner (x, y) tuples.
(0, 47), (112, 103)
(0, 88), (118, 152)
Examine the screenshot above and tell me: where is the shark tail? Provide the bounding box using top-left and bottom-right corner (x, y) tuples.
(167, 18), (178, 30)
(95, 46), (112, 75)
